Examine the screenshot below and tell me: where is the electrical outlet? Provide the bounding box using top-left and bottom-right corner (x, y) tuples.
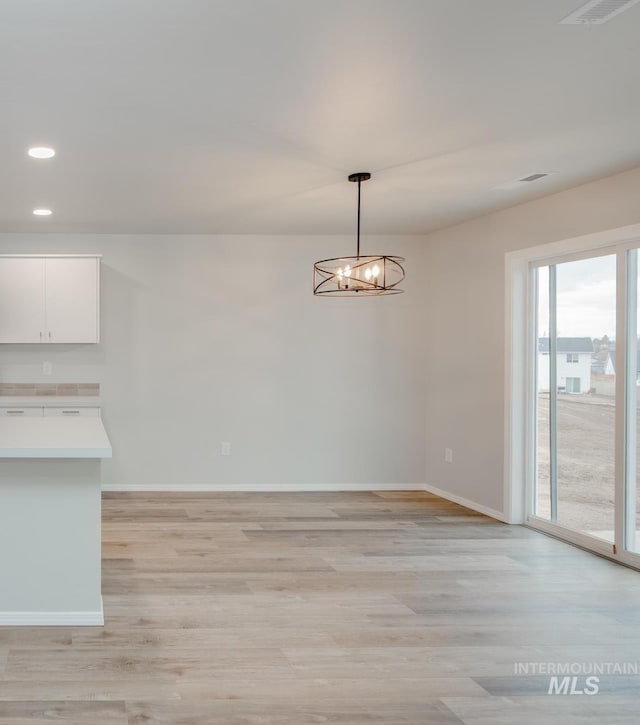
(445, 448), (453, 464)
(43, 361), (53, 376)
(221, 441), (231, 456)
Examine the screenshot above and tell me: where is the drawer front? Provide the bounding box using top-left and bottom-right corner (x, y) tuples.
(0, 407), (43, 417)
(43, 406), (100, 417)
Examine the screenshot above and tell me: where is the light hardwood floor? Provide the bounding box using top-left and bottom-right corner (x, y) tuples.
(1, 491), (640, 724)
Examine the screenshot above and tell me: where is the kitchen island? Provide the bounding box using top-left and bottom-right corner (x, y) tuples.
(0, 416), (112, 625)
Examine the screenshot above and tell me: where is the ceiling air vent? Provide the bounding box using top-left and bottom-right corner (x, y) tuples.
(560, 0), (640, 24)
(519, 173), (549, 182)
(494, 173), (553, 191)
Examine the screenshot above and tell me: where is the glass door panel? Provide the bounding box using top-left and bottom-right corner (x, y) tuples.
(535, 255), (617, 543)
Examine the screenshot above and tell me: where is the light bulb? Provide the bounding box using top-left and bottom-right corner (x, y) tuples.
(344, 265), (351, 277)
(28, 146), (55, 159)
(372, 264), (380, 278)
(33, 208), (53, 216)
(365, 268), (372, 281)
(337, 268), (343, 278)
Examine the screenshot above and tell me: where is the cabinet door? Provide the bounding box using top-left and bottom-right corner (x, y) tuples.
(45, 258), (100, 343)
(0, 258), (46, 343)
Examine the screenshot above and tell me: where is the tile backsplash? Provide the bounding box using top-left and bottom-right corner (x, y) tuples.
(0, 383), (100, 396)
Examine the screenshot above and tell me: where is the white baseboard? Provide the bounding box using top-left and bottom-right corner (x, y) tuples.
(423, 483), (508, 522)
(0, 601), (104, 626)
(101, 482), (427, 492)
(101, 482), (507, 523)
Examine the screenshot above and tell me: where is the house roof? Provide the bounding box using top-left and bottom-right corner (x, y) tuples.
(606, 349), (640, 374)
(538, 337), (592, 354)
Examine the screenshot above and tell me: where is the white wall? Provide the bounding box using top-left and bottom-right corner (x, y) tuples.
(0, 234), (427, 489)
(538, 353), (591, 393)
(538, 353), (550, 392)
(423, 165), (640, 515)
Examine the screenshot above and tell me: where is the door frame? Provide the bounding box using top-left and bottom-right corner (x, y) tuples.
(505, 222), (640, 570)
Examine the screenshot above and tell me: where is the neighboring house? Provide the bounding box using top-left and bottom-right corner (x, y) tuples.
(603, 349), (640, 382)
(591, 352), (609, 375)
(538, 337), (593, 394)
(605, 350), (616, 376)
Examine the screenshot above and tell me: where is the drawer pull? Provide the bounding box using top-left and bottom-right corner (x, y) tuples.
(61, 410), (80, 414)
(6, 410), (25, 414)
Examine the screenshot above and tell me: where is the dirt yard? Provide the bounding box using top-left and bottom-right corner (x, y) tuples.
(537, 393), (640, 538)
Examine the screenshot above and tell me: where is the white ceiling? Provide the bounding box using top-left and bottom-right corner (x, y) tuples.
(1, 0), (639, 235)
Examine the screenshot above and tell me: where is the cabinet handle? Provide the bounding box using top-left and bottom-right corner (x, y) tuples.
(6, 410), (25, 414)
(39, 331), (43, 341)
(61, 410), (80, 414)
(48, 331), (52, 341)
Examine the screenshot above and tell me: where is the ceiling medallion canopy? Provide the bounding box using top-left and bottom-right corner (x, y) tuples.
(313, 173), (405, 297)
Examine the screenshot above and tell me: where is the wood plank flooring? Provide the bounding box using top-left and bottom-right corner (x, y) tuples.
(1, 491), (640, 723)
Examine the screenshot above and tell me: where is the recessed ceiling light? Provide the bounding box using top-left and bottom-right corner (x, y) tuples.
(33, 208), (53, 216)
(28, 146), (56, 159)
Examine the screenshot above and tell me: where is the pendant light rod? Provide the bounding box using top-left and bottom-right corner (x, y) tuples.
(348, 172), (371, 258)
(313, 171), (404, 296)
(357, 177), (361, 258)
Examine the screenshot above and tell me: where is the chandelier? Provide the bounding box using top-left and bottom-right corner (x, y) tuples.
(313, 172), (405, 296)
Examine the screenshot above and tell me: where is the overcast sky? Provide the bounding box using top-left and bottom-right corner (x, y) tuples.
(537, 255), (620, 339)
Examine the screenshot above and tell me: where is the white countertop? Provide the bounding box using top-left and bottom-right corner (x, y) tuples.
(0, 396), (102, 407)
(0, 417), (112, 458)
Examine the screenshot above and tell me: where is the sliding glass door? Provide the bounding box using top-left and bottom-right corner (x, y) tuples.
(529, 247), (640, 566)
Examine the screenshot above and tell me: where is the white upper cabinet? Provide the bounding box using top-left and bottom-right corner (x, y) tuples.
(0, 257), (46, 343)
(44, 257), (100, 343)
(0, 256), (100, 344)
